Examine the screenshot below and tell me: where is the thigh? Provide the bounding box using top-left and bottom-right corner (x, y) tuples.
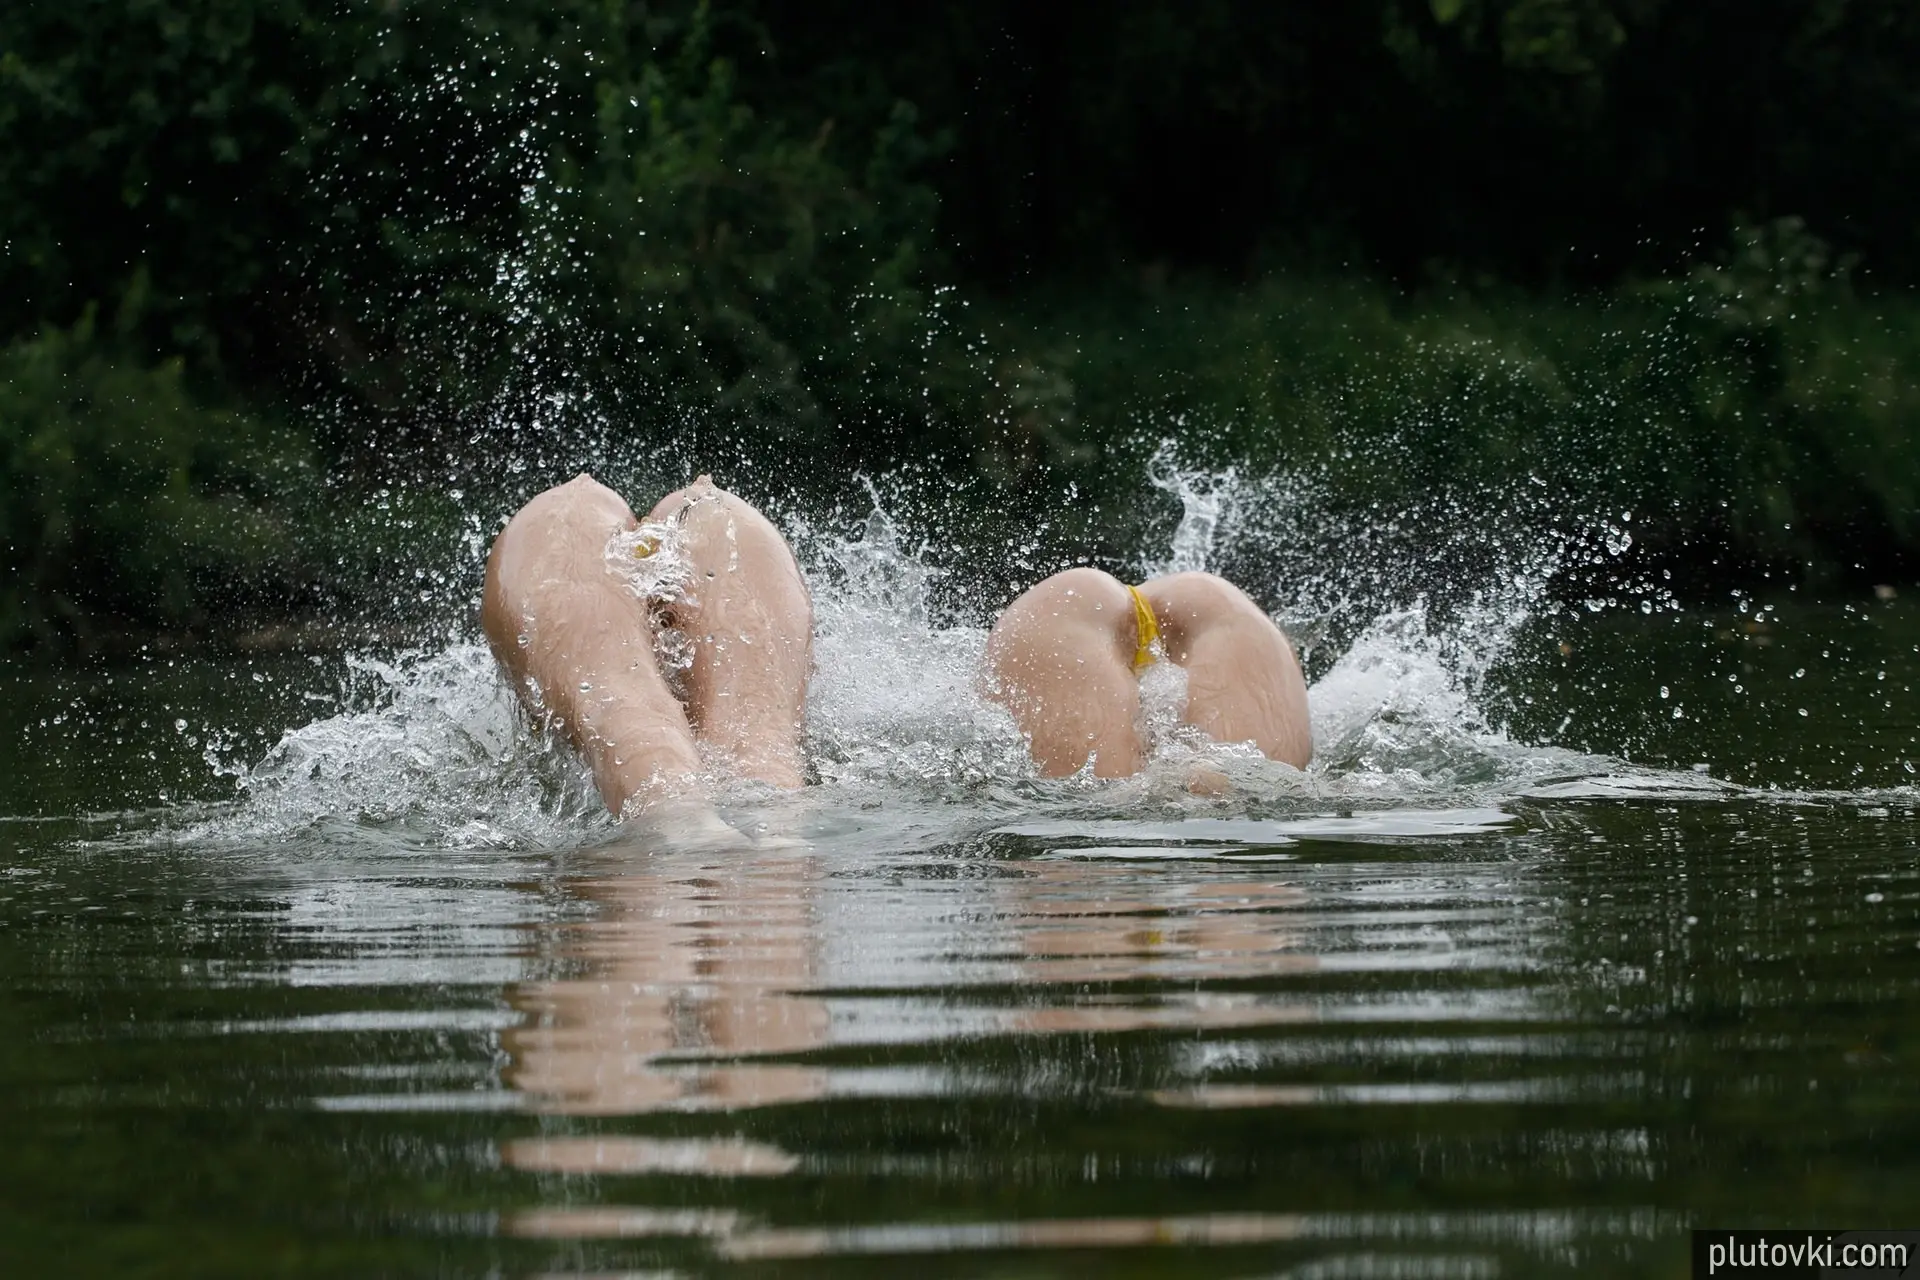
(483, 474), (702, 814)
(647, 477), (812, 788)
(985, 567), (1145, 778)
(1137, 572), (1312, 768)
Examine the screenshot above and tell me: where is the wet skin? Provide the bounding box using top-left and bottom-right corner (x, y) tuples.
(985, 567), (1311, 777)
(484, 478), (1305, 814)
(481, 474), (811, 818)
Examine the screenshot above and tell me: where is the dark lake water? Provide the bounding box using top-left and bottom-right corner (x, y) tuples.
(3, 584), (1916, 1277)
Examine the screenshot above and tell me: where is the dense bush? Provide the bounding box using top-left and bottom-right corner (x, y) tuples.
(346, 1), (958, 468)
(0, 0), (953, 462)
(1, 2), (1916, 651)
(978, 223), (1920, 578)
(744, 0), (1920, 287)
(0, 319), (310, 649)
(0, 0), (961, 648)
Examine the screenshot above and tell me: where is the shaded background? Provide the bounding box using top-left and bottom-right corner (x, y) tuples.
(3, 0), (1917, 651)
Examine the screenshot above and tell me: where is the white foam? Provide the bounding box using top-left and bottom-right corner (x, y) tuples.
(182, 644), (609, 850)
(800, 499), (1033, 790)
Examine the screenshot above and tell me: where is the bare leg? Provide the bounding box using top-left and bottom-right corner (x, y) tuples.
(1139, 572), (1312, 768)
(481, 474), (704, 816)
(984, 567), (1146, 778)
(646, 476), (812, 789)
(985, 567), (1312, 778)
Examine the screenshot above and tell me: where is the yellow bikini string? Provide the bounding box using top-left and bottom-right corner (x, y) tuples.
(630, 492), (706, 560)
(1126, 584), (1160, 672)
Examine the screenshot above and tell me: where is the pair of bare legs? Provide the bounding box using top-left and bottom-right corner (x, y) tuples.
(480, 474), (812, 822)
(983, 566), (1312, 778)
(480, 475), (1311, 821)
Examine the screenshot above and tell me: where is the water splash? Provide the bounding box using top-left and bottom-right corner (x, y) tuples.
(160, 444), (1682, 853)
(183, 645), (607, 850)
(605, 518), (696, 606)
(799, 480), (1032, 790)
(1142, 441), (1236, 578)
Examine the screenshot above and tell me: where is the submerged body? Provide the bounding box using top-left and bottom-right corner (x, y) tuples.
(481, 474), (810, 818)
(483, 475), (1309, 817)
(984, 567), (1311, 777)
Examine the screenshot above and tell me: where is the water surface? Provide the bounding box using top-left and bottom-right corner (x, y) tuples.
(3, 492), (1916, 1278)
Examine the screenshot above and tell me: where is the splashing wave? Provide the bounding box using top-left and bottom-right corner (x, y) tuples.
(174, 447), (1695, 852)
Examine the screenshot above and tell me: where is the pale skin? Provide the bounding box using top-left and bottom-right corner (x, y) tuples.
(480, 473), (810, 819)
(984, 566), (1312, 777)
(482, 475), (1309, 818)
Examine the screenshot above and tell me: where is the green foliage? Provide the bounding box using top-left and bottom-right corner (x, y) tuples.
(0, 0), (956, 647)
(1, 1), (1918, 653)
(1410, 0), (1630, 76)
(0, 1), (948, 455)
(212, 0), (958, 473)
(0, 319), (310, 650)
(477, 2), (951, 458)
(977, 263), (1920, 575)
(0, 0), (329, 373)
(757, 0), (1920, 285)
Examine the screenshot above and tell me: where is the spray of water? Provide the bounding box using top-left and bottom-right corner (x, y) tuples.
(1142, 442), (1236, 580)
(164, 437), (1690, 854)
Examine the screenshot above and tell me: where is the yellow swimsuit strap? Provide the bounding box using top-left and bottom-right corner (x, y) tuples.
(630, 492), (709, 560)
(1126, 584), (1160, 672)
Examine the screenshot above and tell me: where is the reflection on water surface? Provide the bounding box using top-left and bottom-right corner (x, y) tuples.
(5, 788), (1916, 1276)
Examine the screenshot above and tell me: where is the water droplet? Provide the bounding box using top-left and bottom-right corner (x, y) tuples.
(517, 633), (529, 647)
(173, 719), (188, 732)
(1865, 892), (1885, 903)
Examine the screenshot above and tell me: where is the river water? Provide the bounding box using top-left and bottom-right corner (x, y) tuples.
(2, 473), (1916, 1277)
